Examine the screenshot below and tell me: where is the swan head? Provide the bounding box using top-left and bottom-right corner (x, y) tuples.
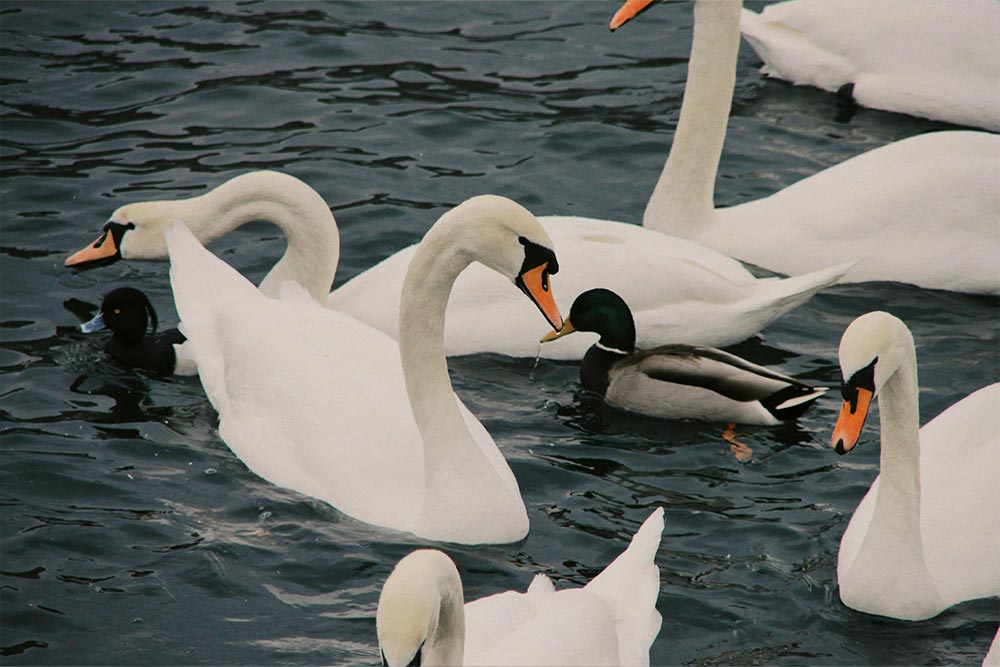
(436, 195), (563, 331)
(377, 549), (465, 667)
(66, 200), (185, 267)
(833, 311), (913, 455)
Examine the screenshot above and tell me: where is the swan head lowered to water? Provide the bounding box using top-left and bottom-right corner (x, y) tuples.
(377, 550), (466, 667)
(65, 170), (340, 300)
(832, 311), (914, 454)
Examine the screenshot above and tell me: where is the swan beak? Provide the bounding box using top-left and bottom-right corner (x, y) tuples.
(540, 318), (576, 343)
(831, 387), (873, 455)
(610, 0), (654, 30)
(65, 229), (121, 267)
(517, 263), (563, 331)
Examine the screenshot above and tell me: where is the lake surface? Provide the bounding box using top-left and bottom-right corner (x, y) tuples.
(2, 2), (997, 665)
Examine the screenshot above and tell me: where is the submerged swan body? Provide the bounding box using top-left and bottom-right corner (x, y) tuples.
(165, 195), (563, 544)
(613, 0), (1000, 294)
(740, 0), (1000, 132)
(69, 176), (849, 359)
(832, 312), (1000, 620)
(377, 508), (664, 666)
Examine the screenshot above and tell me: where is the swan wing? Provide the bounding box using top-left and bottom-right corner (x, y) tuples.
(166, 222), (424, 534)
(918, 383), (1000, 605)
(463, 508), (663, 666)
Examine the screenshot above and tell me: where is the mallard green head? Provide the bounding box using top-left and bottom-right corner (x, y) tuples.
(542, 288), (636, 353)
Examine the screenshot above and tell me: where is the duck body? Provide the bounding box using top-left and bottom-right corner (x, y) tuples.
(740, 0), (1000, 132)
(329, 214), (851, 359)
(832, 312), (1000, 620)
(80, 286), (190, 375)
(166, 195), (564, 545)
(544, 288), (826, 425)
(377, 507), (664, 666)
(615, 0), (1000, 294)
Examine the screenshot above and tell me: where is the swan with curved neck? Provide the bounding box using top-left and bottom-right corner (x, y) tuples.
(613, 0), (1000, 294)
(68, 170), (340, 300)
(831, 311), (1000, 620)
(165, 195), (562, 544)
(69, 184), (851, 359)
(377, 507), (664, 666)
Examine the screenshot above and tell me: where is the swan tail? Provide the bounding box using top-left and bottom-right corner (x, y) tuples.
(584, 507), (664, 667)
(740, 260), (853, 331)
(763, 385), (829, 421)
(739, 6), (854, 93)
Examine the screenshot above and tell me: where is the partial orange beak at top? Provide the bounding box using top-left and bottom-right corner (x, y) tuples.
(610, 0), (655, 31)
(832, 387), (873, 455)
(518, 263), (563, 332)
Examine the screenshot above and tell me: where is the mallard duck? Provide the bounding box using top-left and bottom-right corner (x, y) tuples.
(542, 288), (825, 425)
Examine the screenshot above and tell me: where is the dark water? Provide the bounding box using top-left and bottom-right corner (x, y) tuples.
(2, 2), (998, 665)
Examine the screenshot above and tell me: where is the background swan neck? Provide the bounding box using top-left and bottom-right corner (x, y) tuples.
(644, 0), (740, 234)
(188, 173), (339, 300)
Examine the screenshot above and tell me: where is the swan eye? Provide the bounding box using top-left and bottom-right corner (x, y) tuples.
(114, 308), (121, 315)
(841, 357), (878, 408)
(518, 236), (559, 276)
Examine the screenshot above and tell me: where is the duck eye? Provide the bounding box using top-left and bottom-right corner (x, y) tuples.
(114, 308), (121, 314)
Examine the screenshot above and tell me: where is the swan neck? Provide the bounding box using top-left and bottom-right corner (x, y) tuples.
(873, 350), (922, 521)
(398, 227), (475, 481)
(644, 0), (740, 233)
(427, 580), (465, 666)
(183, 174), (339, 300)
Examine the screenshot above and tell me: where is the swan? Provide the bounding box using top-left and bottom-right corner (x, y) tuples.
(80, 287), (193, 375)
(377, 507), (664, 666)
(67, 170), (340, 301)
(739, 0), (1000, 132)
(831, 311), (1000, 620)
(541, 288), (826, 424)
(67, 179), (851, 359)
(611, 0), (1000, 294)
(164, 195), (563, 545)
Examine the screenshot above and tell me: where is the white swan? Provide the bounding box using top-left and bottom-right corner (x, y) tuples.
(67, 170), (340, 301)
(377, 507), (664, 667)
(68, 180), (851, 359)
(612, 0), (1000, 294)
(164, 195), (564, 545)
(831, 311), (1000, 620)
(740, 0), (1000, 132)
